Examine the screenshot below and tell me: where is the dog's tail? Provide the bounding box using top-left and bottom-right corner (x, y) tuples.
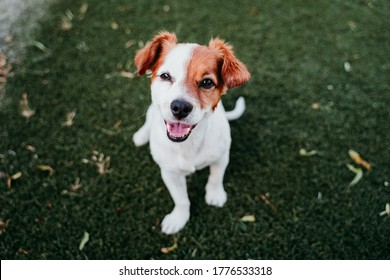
(225, 97), (246, 121)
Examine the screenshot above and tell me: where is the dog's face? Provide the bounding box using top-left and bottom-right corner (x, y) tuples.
(135, 32), (250, 142)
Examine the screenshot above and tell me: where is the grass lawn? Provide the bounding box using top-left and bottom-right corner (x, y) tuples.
(0, 0), (389, 259)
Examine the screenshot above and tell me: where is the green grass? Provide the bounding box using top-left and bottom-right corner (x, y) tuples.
(1, 0), (389, 259)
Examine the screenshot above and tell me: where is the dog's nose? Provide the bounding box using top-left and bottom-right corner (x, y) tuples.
(170, 99), (193, 120)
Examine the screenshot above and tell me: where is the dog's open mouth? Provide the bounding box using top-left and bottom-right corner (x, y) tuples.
(165, 121), (196, 142)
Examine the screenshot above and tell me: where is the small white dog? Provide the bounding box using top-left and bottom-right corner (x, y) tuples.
(133, 32), (250, 234)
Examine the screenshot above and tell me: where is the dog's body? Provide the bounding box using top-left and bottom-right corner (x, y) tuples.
(133, 32), (250, 234)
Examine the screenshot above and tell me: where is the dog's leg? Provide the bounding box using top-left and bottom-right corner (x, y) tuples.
(133, 105), (153, 146)
(160, 170), (191, 234)
(205, 150), (229, 207)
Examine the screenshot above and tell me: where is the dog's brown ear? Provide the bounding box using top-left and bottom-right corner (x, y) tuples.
(209, 38), (250, 89)
(134, 32), (177, 76)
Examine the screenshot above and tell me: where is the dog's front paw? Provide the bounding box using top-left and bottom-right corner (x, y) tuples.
(205, 186), (227, 207)
(133, 129), (149, 146)
(161, 206), (190, 234)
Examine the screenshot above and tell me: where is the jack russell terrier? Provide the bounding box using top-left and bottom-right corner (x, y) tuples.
(133, 32), (250, 234)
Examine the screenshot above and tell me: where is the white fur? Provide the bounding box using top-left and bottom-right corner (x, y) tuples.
(133, 43), (243, 234)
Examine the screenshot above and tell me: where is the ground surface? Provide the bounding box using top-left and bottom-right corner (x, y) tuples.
(0, 0), (389, 259)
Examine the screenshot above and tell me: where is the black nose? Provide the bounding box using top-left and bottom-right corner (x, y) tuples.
(170, 99), (193, 120)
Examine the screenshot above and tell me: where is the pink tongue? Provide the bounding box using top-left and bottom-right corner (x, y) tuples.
(167, 122), (192, 137)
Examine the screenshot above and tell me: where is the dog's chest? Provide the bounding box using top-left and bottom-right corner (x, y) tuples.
(149, 114), (230, 174)
(151, 134), (226, 174)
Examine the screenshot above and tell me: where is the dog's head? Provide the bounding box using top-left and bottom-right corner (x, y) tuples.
(134, 32), (250, 142)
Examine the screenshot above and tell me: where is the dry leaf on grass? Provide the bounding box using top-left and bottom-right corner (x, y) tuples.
(26, 145), (36, 153)
(161, 238), (178, 254)
(346, 164), (363, 187)
(240, 214), (256, 222)
(311, 103), (320, 109)
(260, 193), (277, 213)
(124, 40), (135, 48)
(79, 231), (90, 251)
(0, 53), (12, 86)
(379, 203), (390, 217)
(344, 61), (352, 72)
(347, 20), (357, 31)
(36, 165), (54, 176)
(70, 177), (82, 192)
(299, 148), (318, 157)
(62, 111), (76, 127)
(16, 248), (32, 255)
(7, 172), (22, 189)
(348, 149), (371, 170)
(120, 71), (135, 79)
(20, 93), (35, 119)
(61, 9), (73, 30)
(111, 21), (119, 30)
(0, 218), (9, 234)
(79, 3), (88, 20)
(85, 150), (111, 175)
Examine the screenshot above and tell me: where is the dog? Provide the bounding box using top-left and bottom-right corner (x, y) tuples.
(133, 32), (250, 234)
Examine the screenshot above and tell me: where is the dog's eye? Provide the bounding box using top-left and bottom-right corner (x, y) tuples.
(199, 78), (215, 89)
(159, 73), (172, 82)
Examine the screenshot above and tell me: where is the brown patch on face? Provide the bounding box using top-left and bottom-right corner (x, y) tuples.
(185, 46), (226, 110)
(134, 32), (177, 78)
(184, 40), (250, 110)
(134, 32), (250, 109)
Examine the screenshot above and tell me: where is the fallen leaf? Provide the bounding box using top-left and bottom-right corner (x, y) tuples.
(62, 111), (76, 127)
(61, 9), (73, 30)
(5, 35), (13, 44)
(347, 20), (357, 31)
(346, 164), (363, 186)
(348, 149), (371, 170)
(344, 61), (352, 72)
(114, 120), (122, 129)
(20, 93), (35, 119)
(379, 203), (390, 216)
(124, 40), (135, 48)
(90, 151), (111, 175)
(111, 21), (119, 30)
(10, 171), (22, 180)
(163, 5), (170, 12)
(311, 103), (320, 109)
(16, 248), (32, 255)
(36, 165), (54, 176)
(61, 21), (72, 30)
(76, 42), (89, 52)
(299, 148), (318, 157)
(79, 2), (88, 20)
(61, 190), (82, 197)
(161, 238), (178, 254)
(0, 218), (9, 234)
(31, 41), (50, 53)
(260, 193), (277, 213)
(70, 177), (82, 192)
(240, 214), (256, 222)
(79, 231), (89, 251)
(327, 85), (335, 91)
(250, 7), (258, 15)
(65, 9), (73, 20)
(100, 128), (120, 136)
(26, 145), (36, 152)
(0, 53), (12, 86)
(7, 171), (22, 189)
(120, 71), (135, 79)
